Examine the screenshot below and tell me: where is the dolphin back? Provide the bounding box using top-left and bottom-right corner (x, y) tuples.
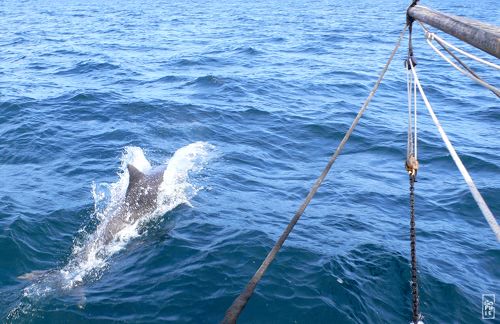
(125, 164), (165, 214)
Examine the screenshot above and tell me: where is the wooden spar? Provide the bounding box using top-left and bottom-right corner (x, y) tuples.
(407, 5), (500, 59)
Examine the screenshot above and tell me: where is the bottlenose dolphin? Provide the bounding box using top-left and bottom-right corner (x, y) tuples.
(9, 142), (212, 319)
(18, 163), (166, 281)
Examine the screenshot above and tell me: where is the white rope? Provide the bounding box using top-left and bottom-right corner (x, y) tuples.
(406, 63), (418, 160)
(424, 36), (500, 96)
(408, 60), (500, 242)
(426, 31), (500, 70)
(414, 71), (418, 159)
(407, 67), (413, 158)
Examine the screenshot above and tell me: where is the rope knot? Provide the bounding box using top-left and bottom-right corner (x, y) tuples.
(406, 155), (419, 177)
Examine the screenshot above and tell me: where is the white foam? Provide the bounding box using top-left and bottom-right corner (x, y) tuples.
(156, 141), (214, 215)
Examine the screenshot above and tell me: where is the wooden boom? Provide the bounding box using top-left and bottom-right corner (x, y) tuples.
(408, 5), (500, 58)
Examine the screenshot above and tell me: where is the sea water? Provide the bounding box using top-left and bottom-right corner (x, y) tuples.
(0, 0), (498, 322)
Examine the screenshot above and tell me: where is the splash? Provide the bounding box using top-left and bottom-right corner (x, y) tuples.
(8, 142), (214, 321)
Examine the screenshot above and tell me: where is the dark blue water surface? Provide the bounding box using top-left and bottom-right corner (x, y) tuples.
(1, 0), (499, 323)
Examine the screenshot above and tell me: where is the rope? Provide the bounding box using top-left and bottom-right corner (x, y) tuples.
(405, 20), (419, 178)
(434, 38), (485, 83)
(422, 31), (500, 97)
(406, 62), (418, 160)
(409, 174), (421, 324)
(417, 22), (499, 98)
(408, 60), (500, 242)
(407, 64), (414, 158)
(419, 23), (500, 70)
(413, 72), (417, 159)
(220, 25), (409, 324)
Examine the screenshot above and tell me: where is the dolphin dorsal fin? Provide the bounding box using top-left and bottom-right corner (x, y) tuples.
(127, 164), (145, 188)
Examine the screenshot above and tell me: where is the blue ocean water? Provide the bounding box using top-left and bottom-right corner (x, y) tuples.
(1, 0), (499, 322)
